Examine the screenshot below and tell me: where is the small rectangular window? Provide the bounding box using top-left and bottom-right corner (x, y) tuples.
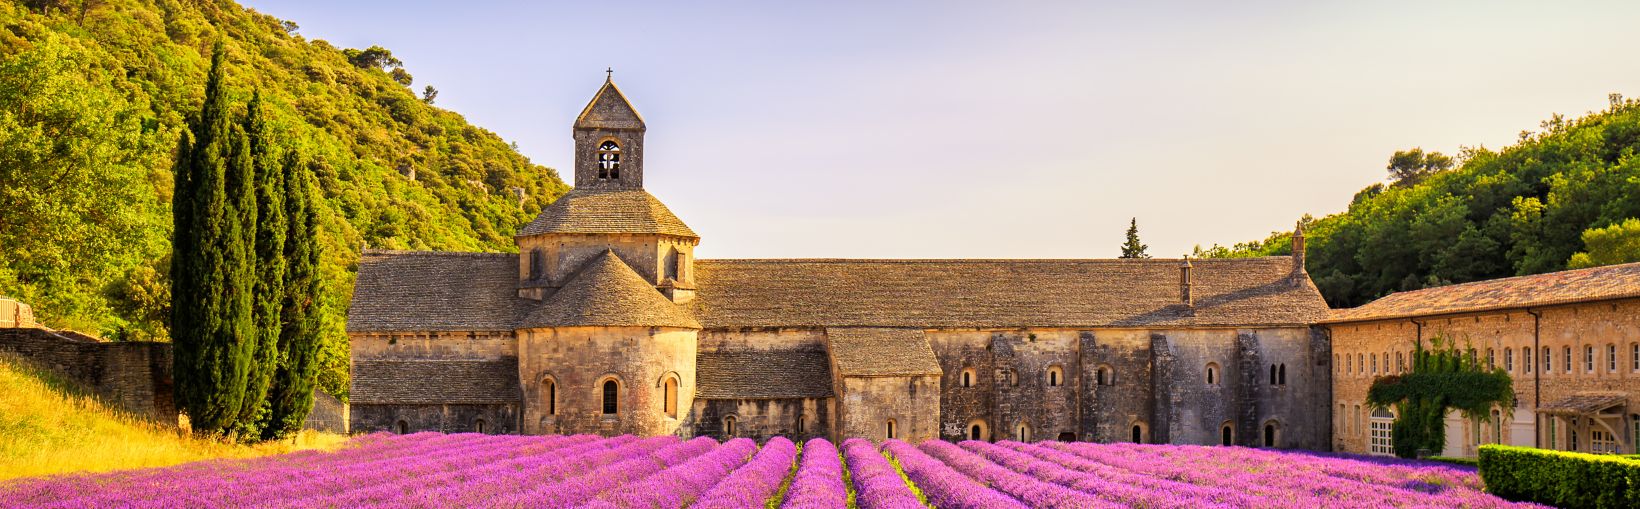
(1564, 346), (1572, 372)
(1524, 348), (1532, 373)
(1504, 348), (1513, 372)
(1585, 345), (1594, 373)
(1608, 344), (1617, 372)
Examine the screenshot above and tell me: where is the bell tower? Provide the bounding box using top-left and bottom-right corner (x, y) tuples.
(573, 71), (646, 190)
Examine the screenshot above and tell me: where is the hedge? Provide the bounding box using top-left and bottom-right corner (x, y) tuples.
(1428, 456), (1478, 468)
(1477, 444), (1640, 508)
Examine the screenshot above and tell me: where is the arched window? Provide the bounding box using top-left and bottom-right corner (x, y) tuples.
(1269, 364), (1277, 385)
(796, 412), (806, 434)
(1016, 422), (1031, 442)
(967, 420), (988, 441)
(601, 379), (619, 415)
(1608, 344), (1618, 372)
(664, 247), (680, 281)
(1131, 424), (1145, 444)
(1221, 423), (1234, 446)
(1563, 346), (1572, 372)
(1263, 422), (1278, 447)
(1205, 363), (1219, 385)
(1046, 366), (1063, 387)
(1370, 354), (1377, 374)
(475, 419), (487, 433)
(1369, 408), (1395, 455)
(596, 140), (620, 179)
(543, 377), (557, 416)
(1523, 347), (1532, 373)
(1096, 365), (1113, 386)
(396, 420), (409, 434)
(1585, 344), (1595, 373)
(1503, 348), (1513, 372)
(1543, 346), (1553, 373)
(1486, 348), (1495, 370)
(724, 415), (736, 437)
(662, 375), (679, 418)
(961, 368), (974, 388)
(1278, 364), (1287, 385)
(1345, 354), (1353, 375)
(887, 419), (896, 440)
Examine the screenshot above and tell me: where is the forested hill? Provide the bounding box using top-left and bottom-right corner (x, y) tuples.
(1196, 95), (1640, 309)
(0, 0), (571, 398)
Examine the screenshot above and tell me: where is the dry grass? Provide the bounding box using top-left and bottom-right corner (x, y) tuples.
(0, 353), (349, 481)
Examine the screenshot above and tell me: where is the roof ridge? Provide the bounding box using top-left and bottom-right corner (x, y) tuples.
(361, 249), (515, 258)
(697, 257), (1290, 264)
(1371, 261), (1640, 299)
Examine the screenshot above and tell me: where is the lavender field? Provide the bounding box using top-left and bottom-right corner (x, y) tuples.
(0, 433), (1536, 508)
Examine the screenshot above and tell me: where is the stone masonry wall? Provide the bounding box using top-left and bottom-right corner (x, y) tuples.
(517, 326), (696, 437)
(692, 398), (832, 442)
(352, 403), (518, 434)
(0, 328), (175, 422)
(837, 375), (941, 443)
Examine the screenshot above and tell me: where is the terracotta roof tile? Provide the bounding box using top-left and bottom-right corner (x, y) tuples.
(696, 350), (835, 399)
(347, 250), (525, 332)
(690, 258), (1326, 328)
(1324, 262), (1640, 323)
(516, 188), (696, 238)
(351, 358), (521, 405)
(826, 328), (942, 377)
(520, 250), (700, 329)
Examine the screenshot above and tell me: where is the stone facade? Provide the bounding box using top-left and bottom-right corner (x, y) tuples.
(0, 327), (176, 422)
(1325, 263), (1640, 457)
(346, 78), (1337, 449)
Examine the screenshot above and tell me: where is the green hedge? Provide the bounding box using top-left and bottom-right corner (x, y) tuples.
(1477, 444), (1640, 508)
(1428, 456), (1478, 468)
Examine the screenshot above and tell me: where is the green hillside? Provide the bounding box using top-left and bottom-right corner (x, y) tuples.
(1196, 95), (1640, 308)
(0, 0), (570, 399)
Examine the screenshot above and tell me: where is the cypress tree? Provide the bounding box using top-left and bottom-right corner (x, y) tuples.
(172, 43), (256, 435)
(1119, 218), (1150, 259)
(236, 91), (285, 437)
(262, 150), (323, 440)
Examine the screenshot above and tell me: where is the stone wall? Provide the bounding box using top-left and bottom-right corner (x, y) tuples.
(350, 331), (517, 360)
(1328, 298), (1640, 457)
(692, 398), (832, 441)
(304, 390), (348, 433)
(0, 328), (175, 422)
(517, 234), (696, 295)
(836, 375), (941, 443)
(352, 403), (518, 434)
(517, 326), (696, 437)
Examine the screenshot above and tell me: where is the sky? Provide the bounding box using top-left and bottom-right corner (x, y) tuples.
(244, 0), (1640, 259)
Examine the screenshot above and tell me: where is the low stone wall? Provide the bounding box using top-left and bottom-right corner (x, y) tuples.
(352, 403), (519, 435)
(0, 328), (175, 422)
(304, 390), (349, 433)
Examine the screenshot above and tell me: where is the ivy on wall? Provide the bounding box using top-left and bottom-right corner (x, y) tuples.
(1367, 335), (1515, 458)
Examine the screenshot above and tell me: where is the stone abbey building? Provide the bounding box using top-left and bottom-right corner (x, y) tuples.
(346, 78), (1337, 447)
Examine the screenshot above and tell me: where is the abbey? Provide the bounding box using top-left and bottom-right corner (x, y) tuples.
(345, 78), (1335, 447)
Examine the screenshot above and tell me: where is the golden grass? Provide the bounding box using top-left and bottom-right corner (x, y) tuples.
(0, 353), (349, 481)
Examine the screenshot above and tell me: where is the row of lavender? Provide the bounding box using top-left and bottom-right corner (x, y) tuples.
(0, 432), (1537, 508)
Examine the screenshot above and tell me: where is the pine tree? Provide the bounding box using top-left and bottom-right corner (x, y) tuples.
(1119, 218), (1150, 259)
(235, 91), (285, 436)
(171, 43), (256, 435)
(261, 150), (323, 440)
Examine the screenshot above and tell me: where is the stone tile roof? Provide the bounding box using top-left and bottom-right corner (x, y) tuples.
(520, 250), (700, 329)
(1536, 392), (1628, 416)
(351, 358), (521, 405)
(575, 79), (645, 130)
(1323, 262), (1640, 323)
(348, 250), (525, 332)
(516, 188), (697, 238)
(696, 350), (835, 399)
(825, 328), (942, 377)
(689, 258), (1326, 328)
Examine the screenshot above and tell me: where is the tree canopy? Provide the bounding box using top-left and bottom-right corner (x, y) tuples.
(1197, 94), (1640, 308)
(1119, 218), (1150, 259)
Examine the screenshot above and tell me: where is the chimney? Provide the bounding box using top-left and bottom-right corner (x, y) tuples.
(1292, 219), (1308, 280)
(1179, 255), (1194, 311)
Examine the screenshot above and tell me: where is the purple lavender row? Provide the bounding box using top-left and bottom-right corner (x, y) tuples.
(264, 434), (624, 508)
(494, 436), (714, 506)
(1049, 442), (1537, 508)
(997, 441), (1269, 508)
(967, 441), (1252, 509)
(7, 433), (544, 508)
(693, 437), (798, 509)
(919, 440), (1123, 509)
(841, 438), (924, 509)
(581, 437), (758, 508)
(881, 440), (1025, 509)
(780, 438), (848, 509)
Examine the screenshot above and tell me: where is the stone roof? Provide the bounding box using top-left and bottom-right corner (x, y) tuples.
(1324, 262), (1640, 323)
(575, 79), (645, 130)
(1536, 392), (1628, 416)
(516, 188), (697, 238)
(351, 358), (522, 405)
(696, 350), (835, 399)
(825, 328), (942, 377)
(348, 250), (525, 332)
(520, 250), (700, 329)
(689, 257), (1326, 328)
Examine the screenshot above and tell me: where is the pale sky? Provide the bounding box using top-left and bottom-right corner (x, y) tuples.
(244, 0), (1640, 259)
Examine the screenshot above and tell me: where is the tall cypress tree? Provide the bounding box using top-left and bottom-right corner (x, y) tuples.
(262, 150), (323, 440)
(237, 91), (285, 436)
(172, 43), (256, 435)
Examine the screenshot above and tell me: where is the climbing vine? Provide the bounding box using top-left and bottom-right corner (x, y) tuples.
(1366, 335), (1514, 458)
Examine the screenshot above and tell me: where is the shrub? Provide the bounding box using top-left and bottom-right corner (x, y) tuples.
(1477, 444), (1640, 508)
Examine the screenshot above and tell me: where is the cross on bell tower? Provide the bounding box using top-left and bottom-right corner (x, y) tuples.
(572, 73), (646, 189)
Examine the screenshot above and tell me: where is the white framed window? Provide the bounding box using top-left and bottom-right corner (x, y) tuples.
(1524, 348), (1532, 374)
(1503, 348), (1513, 372)
(1632, 344), (1639, 371)
(1592, 429), (1619, 454)
(1585, 345), (1594, 373)
(1564, 346), (1572, 372)
(1369, 408), (1395, 455)
(1486, 348), (1495, 370)
(1370, 354), (1378, 374)
(1608, 344), (1617, 372)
